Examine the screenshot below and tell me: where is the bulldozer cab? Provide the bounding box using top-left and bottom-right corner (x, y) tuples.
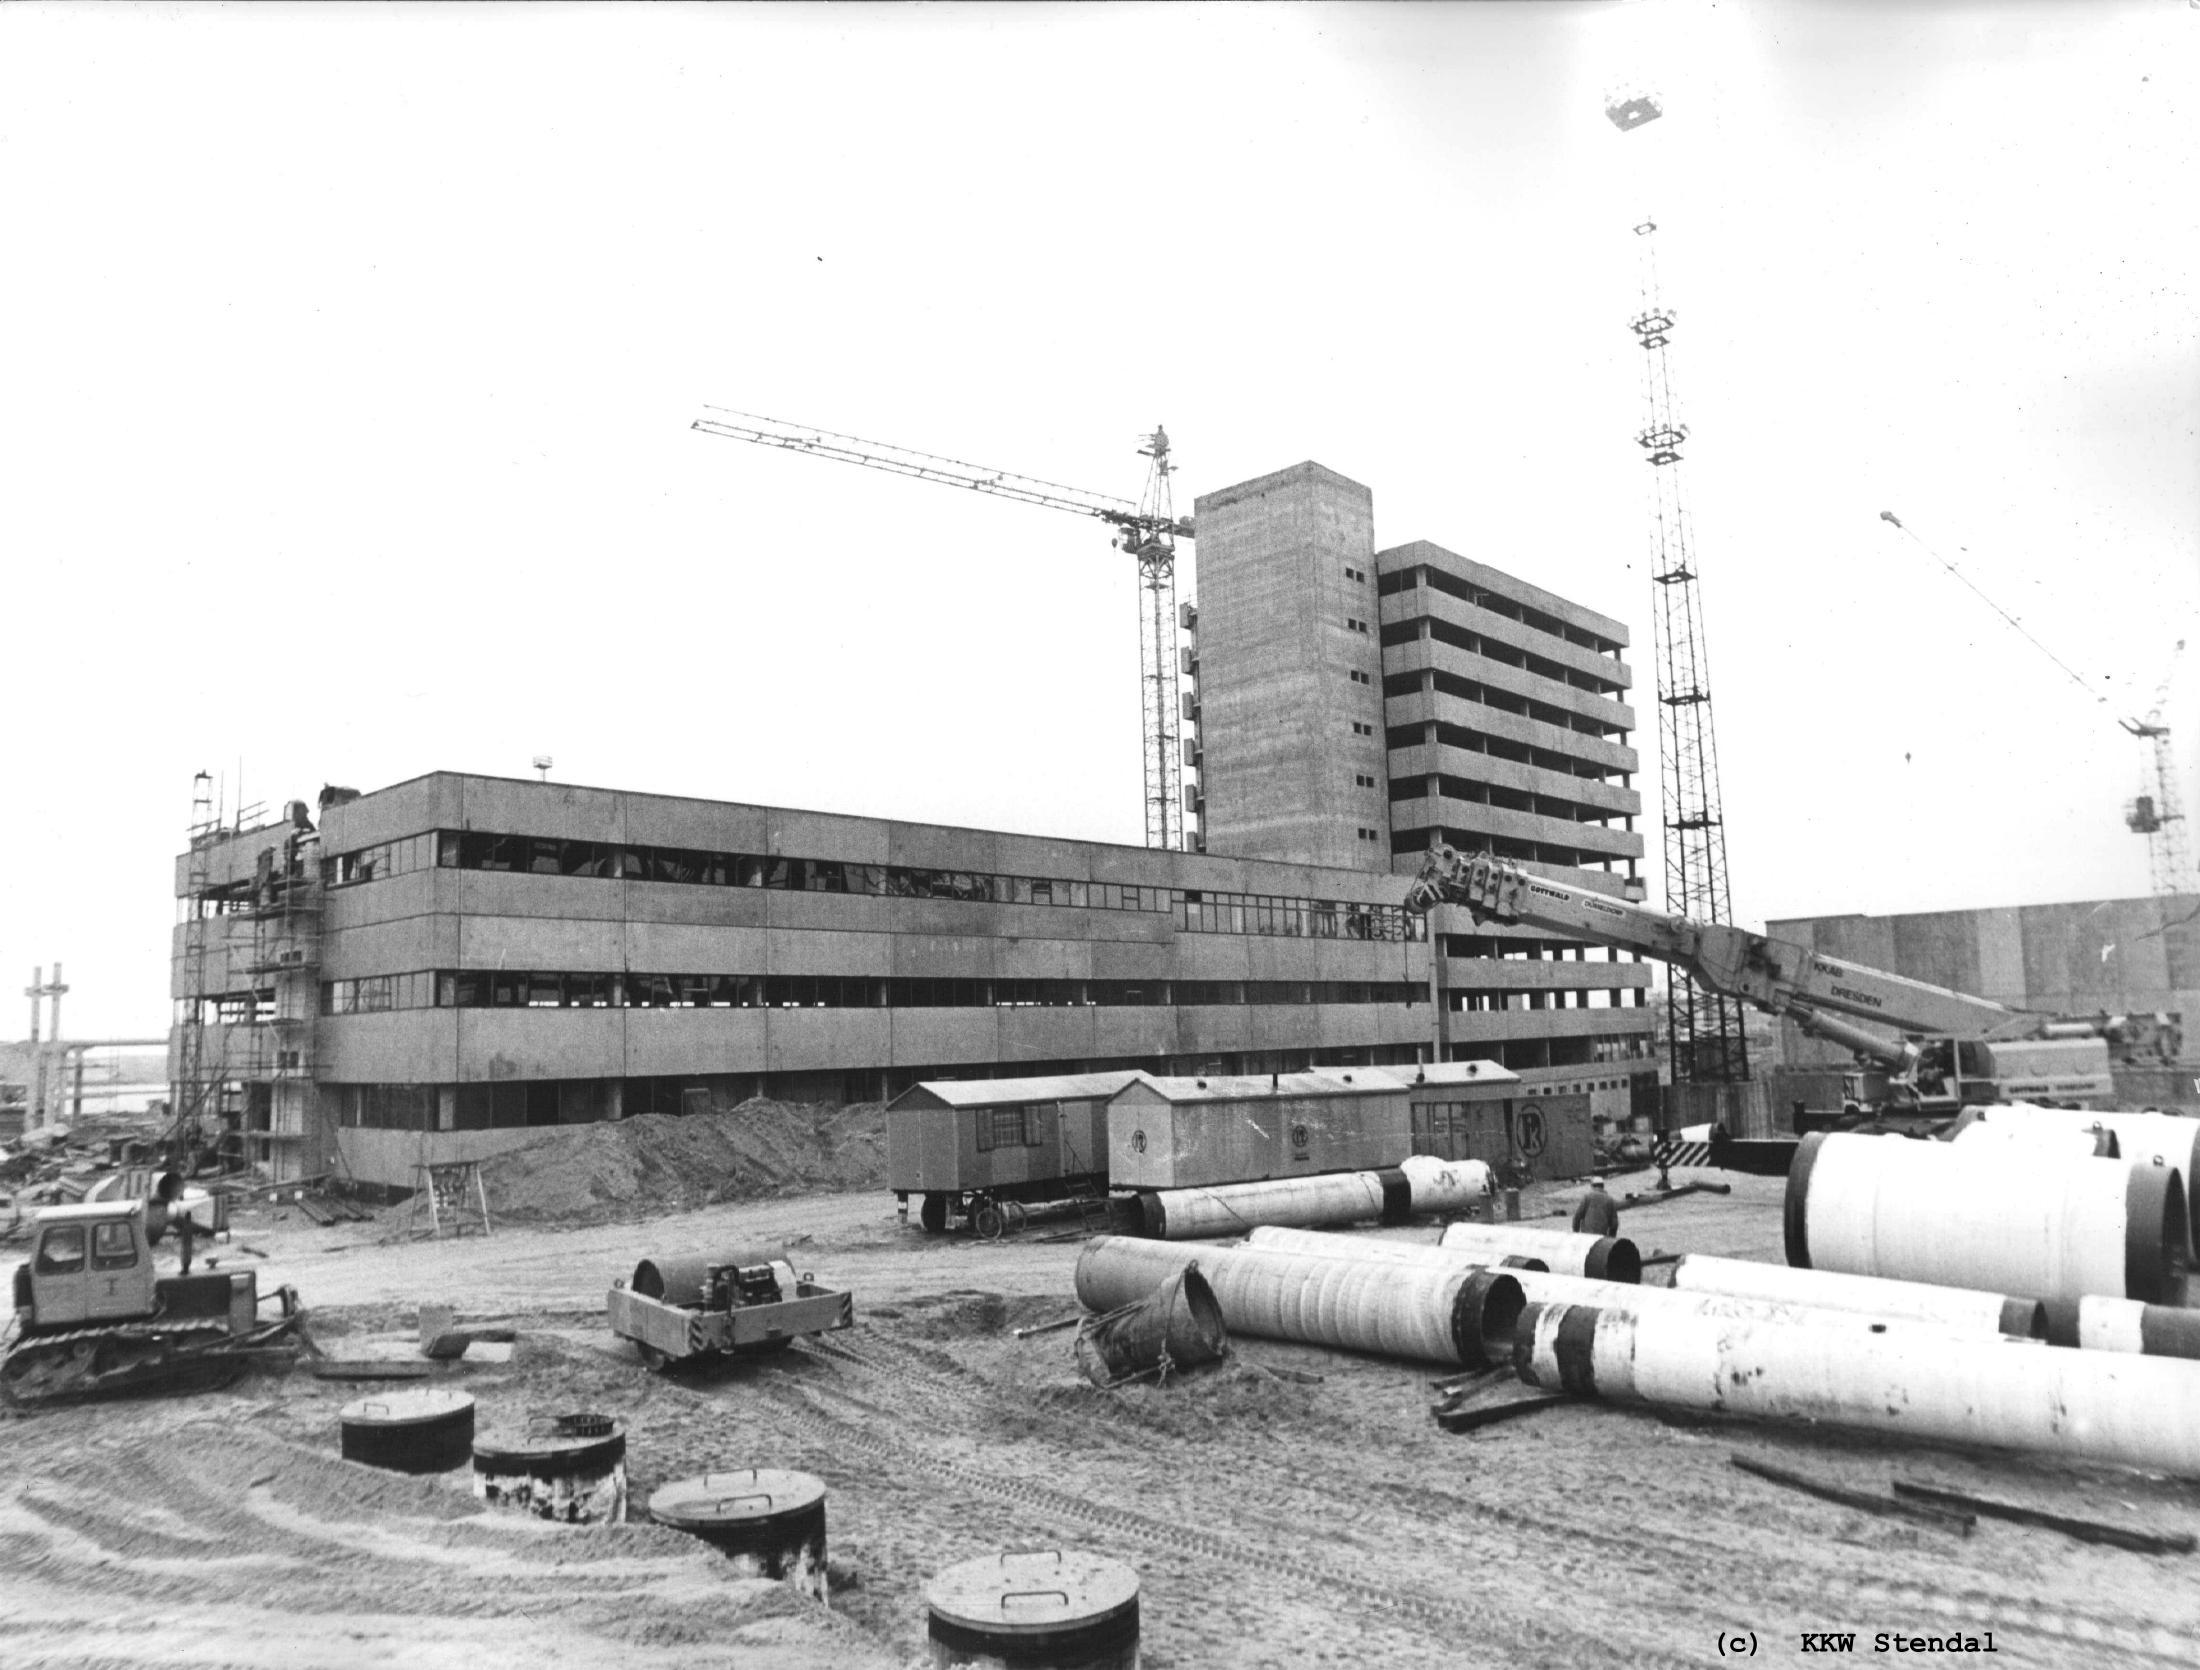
(18, 1202), (158, 1328)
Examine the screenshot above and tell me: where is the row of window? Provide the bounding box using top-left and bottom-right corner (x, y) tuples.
(1389, 826), (1634, 874)
(1391, 772), (1630, 831)
(321, 830), (1427, 943)
(1450, 989), (1645, 1011)
(1388, 718), (1631, 788)
(322, 970), (1429, 1014)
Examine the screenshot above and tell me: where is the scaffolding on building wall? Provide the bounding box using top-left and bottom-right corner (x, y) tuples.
(169, 774), (323, 1181)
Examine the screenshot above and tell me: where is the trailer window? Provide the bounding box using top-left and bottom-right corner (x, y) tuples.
(35, 1226), (87, 1275)
(975, 1106), (1035, 1151)
(91, 1222), (139, 1269)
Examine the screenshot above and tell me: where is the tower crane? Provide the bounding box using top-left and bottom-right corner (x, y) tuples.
(692, 407), (1199, 852)
(2123, 638), (2193, 898)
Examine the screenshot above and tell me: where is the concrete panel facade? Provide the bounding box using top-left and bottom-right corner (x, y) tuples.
(1194, 463), (1389, 872)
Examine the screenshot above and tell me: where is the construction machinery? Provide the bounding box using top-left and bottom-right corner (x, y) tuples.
(606, 1248), (853, 1372)
(692, 408), (1199, 851)
(2124, 639), (2193, 898)
(2, 1199), (302, 1405)
(1403, 840), (2127, 1126)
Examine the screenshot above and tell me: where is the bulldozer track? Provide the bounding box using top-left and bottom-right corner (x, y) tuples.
(778, 1331), (2190, 1666)
(753, 1377), (1711, 1669)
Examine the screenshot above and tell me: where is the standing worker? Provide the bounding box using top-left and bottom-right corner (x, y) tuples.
(1571, 1177), (1620, 1237)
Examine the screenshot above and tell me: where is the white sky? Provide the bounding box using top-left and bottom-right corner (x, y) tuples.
(3, 1), (2195, 1039)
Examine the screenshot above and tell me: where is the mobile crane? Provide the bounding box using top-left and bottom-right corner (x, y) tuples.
(1403, 841), (2122, 1128)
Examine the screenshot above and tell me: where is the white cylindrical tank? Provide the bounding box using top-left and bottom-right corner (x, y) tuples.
(1132, 1170), (1407, 1241)
(1996, 1106), (2200, 1251)
(1398, 1154), (1493, 1216)
(1513, 1300), (2200, 1480)
(1073, 1236), (1523, 1368)
(1245, 1228), (2026, 1339)
(1437, 1219), (1640, 1283)
(1671, 1253), (2044, 1338)
(1785, 1131), (2189, 1304)
(1951, 1115), (2117, 1159)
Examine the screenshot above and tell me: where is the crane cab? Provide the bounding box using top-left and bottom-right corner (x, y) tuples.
(12, 1201), (160, 1331)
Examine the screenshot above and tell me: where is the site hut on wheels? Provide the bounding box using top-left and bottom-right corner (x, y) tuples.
(1104, 1070), (1414, 1192)
(1384, 1060), (1595, 1183)
(887, 1070), (1141, 1236)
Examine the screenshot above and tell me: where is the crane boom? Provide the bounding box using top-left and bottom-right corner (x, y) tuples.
(1403, 841), (2041, 1055)
(692, 406), (1200, 850)
(691, 407), (1194, 541)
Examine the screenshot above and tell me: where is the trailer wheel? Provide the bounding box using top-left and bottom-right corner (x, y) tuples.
(636, 1343), (671, 1373)
(972, 1199), (1007, 1241)
(919, 1194), (948, 1234)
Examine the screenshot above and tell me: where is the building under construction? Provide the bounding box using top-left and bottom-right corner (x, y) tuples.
(170, 459), (1656, 1186)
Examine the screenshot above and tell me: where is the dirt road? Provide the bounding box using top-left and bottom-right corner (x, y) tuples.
(7, 1171), (2199, 1668)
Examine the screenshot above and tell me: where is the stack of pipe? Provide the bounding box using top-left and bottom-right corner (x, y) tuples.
(1785, 1131), (2189, 1304)
(1247, 1227), (2041, 1341)
(1511, 1299), (2200, 1479)
(1072, 1236), (1523, 1368)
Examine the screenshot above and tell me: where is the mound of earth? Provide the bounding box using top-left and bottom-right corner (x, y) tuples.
(477, 1098), (886, 1224)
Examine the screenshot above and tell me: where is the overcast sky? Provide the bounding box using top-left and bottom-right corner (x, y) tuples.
(4, 1), (2195, 1039)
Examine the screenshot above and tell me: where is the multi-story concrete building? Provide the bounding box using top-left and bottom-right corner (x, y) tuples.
(1191, 463), (1655, 1081)
(171, 458), (1657, 1187)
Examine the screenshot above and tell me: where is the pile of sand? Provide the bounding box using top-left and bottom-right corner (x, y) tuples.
(478, 1098), (886, 1225)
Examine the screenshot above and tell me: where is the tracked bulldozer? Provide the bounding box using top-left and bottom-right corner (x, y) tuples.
(2, 1199), (302, 1405)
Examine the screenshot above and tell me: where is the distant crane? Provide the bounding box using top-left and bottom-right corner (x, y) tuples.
(1880, 511), (2193, 896)
(693, 408), (1199, 851)
(2123, 639), (2193, 897)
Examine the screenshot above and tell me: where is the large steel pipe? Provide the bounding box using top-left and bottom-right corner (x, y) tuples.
(1786, 1131), (2189, 1304)
(1996, 1107), (2200, 1249)
(1513, 1300), (2200, 1480)
(2040, 1296), (2200, 1361)
(1398, 1154), (1493, 1216)
(1245, 1228), (2027, 1340)
(1437, 1219), (1640, 1283)
(1951, 1117), (2117, 1159)
(1132, 1169), (1410, 1240)
(1671, 1254), (2045, 1339)
(1073, 1236), (1524, 1368)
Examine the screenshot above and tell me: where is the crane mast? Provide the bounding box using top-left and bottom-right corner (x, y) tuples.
(692, 407), (1199, 850)
(2123, 638), (2193, 898)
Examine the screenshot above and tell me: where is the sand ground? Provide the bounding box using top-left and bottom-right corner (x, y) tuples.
(5, 1169), (2198, 1669)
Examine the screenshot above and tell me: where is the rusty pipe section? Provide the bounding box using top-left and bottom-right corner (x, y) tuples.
(1787, 1131), (2190, 1304)
(1513, 1300), (2200, 1480)
(1437, 1220), (1640, 1283)
(1133, 1169), (1410, 1241)
(1671, 1254), (2045, 1339)
(1073, 1236), (1524, 1368)
(1246, 1228), (2026, 1339)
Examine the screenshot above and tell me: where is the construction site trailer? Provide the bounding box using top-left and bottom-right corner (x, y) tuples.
(887, 1070), (1141, 1234)
(1106, 1071), (1409, 1193)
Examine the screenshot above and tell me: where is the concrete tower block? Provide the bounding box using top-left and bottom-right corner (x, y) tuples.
(1193, 462), (1387, 872)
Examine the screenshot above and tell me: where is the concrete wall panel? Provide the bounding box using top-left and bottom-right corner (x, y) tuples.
(995, 1008), (1102, 1061)
(624, 884), (771, 930)
(625, 922), (771, 971)
(457, 915), (626, 971)
(455, 1009), (627, 1082)
(458, 777), (625, 844)
(764, 928), (890, 976)
(766, 1007), (888, 1073)
(889, 1009), (1002, 1065)
(319, 1011), (461, 1083)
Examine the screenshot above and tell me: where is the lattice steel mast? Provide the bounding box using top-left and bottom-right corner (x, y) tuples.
(1610, 95), (1749, 1087)
(693, 408), (1199, 850)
